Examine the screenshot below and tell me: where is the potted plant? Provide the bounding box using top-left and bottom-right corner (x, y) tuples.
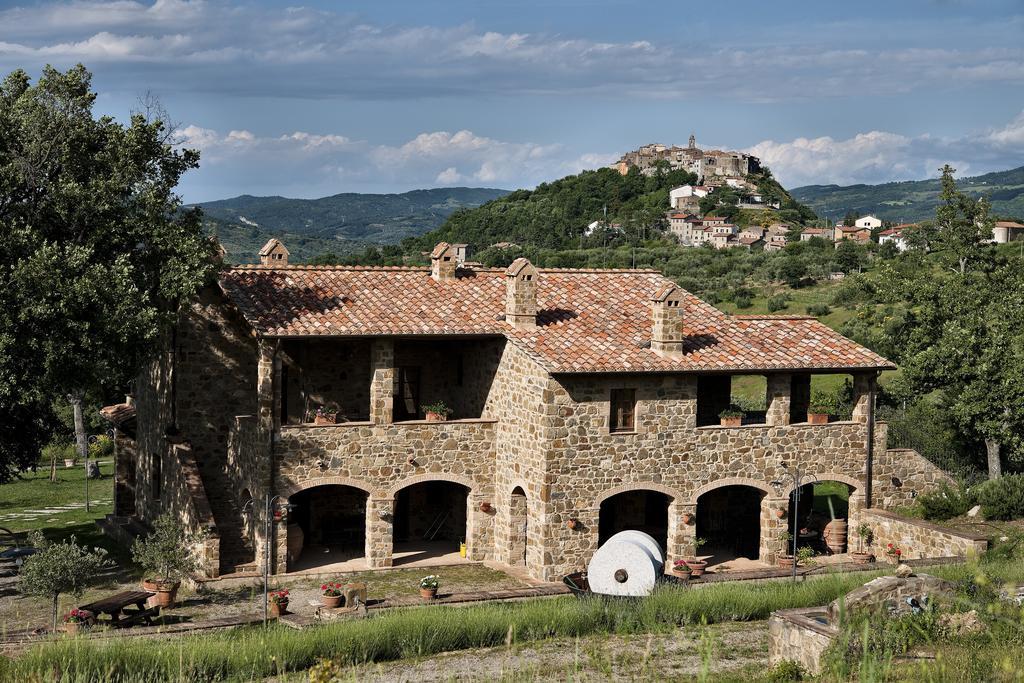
(718, 404), (745, 427)
(774, 507), (787, 519)
(268, 589), (290, 616)
(807, 391), (835, 424)
(885, 543), (904, 565)
(419, 574), (440, 599)
(683, 537), (709, 576)
(131, 514), (203, 609)
(320, 582), (344, 609)
(62, 608), (93, 635)
(671, 558), (691, 576)
(796, 546), (817, 567)
(850, 522), (875, 564)
(777, 531), (795, 568)
(681, 512), (694, 525)
(312, 404), (340, 425)
(423, 401), (452, 422)
(566, 518), (579, 530)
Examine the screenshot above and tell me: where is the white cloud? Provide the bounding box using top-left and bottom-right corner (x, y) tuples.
(435, 167), (462, 184)
(747, 111), (1024, 187)
(1, 2), (1022, 101)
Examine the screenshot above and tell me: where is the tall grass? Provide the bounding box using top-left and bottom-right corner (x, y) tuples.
(2, 563), (1014, 682)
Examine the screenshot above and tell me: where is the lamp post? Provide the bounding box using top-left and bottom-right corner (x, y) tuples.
(243, 494), (295, 625)
(771, 461), (818, 582)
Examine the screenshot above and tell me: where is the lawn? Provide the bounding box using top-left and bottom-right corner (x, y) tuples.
(0, 458), (115, 554)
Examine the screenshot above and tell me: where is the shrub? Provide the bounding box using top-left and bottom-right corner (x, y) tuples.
(766, 294), (789, 313)
(917, 482), (977, 521)
(734, 293), (753, 309)
(19, 532), (109, 631)
(976, 474), (1024, 520)
(89, 434), (114, 459)
(808, 390), (837, 415)
(41, 440), (77, 465)
(131, 514), (204, 586)
(806, 303), (832, 316)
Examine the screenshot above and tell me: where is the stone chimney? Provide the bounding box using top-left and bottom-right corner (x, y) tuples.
(259, 238), (289, 266)
(504, 258), (538, 330)
(650, 284), (686, 357)
(430, 242), (458, 281)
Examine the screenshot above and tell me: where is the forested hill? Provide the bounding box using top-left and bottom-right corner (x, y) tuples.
(792, 165), (1024, 223)
(192, 187), (509, 262)
(402, 166), (816, 258)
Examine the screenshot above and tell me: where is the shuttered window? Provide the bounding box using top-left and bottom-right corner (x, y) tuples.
(610, 388), (636, 433)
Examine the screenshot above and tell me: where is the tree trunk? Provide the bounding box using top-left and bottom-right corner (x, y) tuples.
(52, 594), (58, 633)
(985, 438), (1002, 480)
(49, 453), (57, 483)
(71, 394), (90, 512)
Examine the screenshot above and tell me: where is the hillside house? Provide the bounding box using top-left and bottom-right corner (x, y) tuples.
(854, 215), (883, 230)
(102, 240), (949, 582)
(992, 221), (1024, 243)
(879, 225), (915, 251)
(801, 228), (834, 242)
(836, 226), (872, 243)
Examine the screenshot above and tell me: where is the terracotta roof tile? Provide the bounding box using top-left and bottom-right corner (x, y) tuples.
(219, 265), (894, 374)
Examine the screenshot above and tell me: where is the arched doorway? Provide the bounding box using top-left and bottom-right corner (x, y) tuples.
(393, 480), (469, 566)
(598, 489), (670, 553)
(696, 485), (764, 561)
(788, 480), (856, 554)
(509, 487), (528, 567)
(287, 485), (368, 572)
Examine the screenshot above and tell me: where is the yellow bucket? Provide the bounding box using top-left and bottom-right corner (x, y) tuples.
(459, 542), (467, 558)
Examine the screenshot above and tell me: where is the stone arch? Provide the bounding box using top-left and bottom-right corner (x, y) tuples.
(595, 481), (684, 508)
(385, 472), (478, 499)
(778, 472), (862, 497)
(279, 475), (373, 499)
(685, 477), (773, 505)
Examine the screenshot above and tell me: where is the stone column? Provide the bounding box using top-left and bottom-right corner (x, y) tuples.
(851, 372), (876, 424)
(760, 496), (790, 563)
(366, 497), (394, 568)
(467, 492), (494, 561)
(670, 500), (696, 565)
(369, 339), (395, 424)
(765, 373), (792, 426)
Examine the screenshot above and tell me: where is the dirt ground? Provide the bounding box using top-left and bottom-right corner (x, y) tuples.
(303, 621), (770, 682)
(0, 564), (530, 634)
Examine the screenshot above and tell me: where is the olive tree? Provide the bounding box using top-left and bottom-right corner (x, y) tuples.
(18, 532), (109, 631)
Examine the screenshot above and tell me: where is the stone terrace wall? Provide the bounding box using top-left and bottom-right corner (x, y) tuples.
(872, 435), (956, 510)
(163, 443), (221, 577)
(864, 508), (988, 560)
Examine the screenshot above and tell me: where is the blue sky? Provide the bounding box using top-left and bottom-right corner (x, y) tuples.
(1, 0), (1023, 202)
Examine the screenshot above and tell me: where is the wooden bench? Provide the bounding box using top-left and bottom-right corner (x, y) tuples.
(79, 590), (159, 628)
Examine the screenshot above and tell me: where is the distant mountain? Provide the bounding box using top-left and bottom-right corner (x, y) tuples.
(791, 166), (1024, 223)
(192, 187), (509, 262)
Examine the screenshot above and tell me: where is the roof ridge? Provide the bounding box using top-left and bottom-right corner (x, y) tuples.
(229, 264), (429, 271)
(732, 314), (817, 320)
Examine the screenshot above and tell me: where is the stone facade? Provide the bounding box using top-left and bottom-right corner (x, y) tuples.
(769, 607), (836, 676)
(126, 281), (955, 581)
(863, 508), (988, 561)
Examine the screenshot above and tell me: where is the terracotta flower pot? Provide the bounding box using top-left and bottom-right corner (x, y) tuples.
(567, 519), (578, 530)
(420, 587), (438, 600)
(775, 508), (787, 519)
(807, 412), (829, 425)
(151, 580), (181, 608)
(720, 416), (742, 427)
(64, 621), (84, 636)
(313, 413), (339, 425)
(425, 411), (447, 422)
(850, 551), (874, 565)
(685, 560), (709, 577)
(681, 513), (694, 525)
(777, 556), (796, 569)
(322, 595), (343, 609)
(64, 459), (76, 469)
(269, 600), (288, 617)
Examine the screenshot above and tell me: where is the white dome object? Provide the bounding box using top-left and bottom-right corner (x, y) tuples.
(587, 530), (665, 597)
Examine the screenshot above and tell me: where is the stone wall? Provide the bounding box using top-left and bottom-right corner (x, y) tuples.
(769, 608), (836, 676)
(863, 508), (988, 560)
(162, 443), (221, 577)
(280, 339), (372, 423)
(872, 439), (956, 510)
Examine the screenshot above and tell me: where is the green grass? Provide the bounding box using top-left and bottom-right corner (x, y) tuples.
(6, 561), (1017, 682)
(0, 459), (115, 551)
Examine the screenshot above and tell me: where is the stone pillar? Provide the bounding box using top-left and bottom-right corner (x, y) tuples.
(467, 491), (494, 561)
(257, 339), (278, 437)
(851, 372), (876, 424)
(671, 500), (696, 565)
(765, 373), (792, 426)
(760, 496), (790, 563)
(366, 497), (394, 568)
(369, 339), (395, 425)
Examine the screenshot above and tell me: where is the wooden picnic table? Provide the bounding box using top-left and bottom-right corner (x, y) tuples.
(79, 590), (159, 628)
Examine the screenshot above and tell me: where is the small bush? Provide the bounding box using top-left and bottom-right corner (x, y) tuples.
(917, 482), (977, 521)
(762, 659), (805, 682)
(806, 303), (832, 316)
(89, 434), (114, 459)
(766, 294), (789, 313)
(734, 293), (753, 309)
(41, 440), (77, 465)
(977, 474), (1024, 520)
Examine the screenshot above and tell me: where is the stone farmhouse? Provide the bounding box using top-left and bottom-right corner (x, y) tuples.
(101, 240), (951, 583)
(614, 135), (761, 182)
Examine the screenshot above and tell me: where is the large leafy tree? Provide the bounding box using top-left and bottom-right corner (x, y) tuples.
(885, 166), (1023, 478)
(0, 64), (216, 482)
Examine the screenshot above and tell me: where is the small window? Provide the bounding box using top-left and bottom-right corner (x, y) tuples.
(610, 389), (636, 433)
